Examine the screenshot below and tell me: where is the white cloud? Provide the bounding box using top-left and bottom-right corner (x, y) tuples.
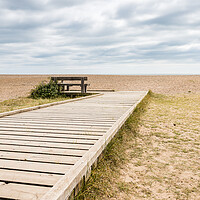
(0, 0), (199, 74)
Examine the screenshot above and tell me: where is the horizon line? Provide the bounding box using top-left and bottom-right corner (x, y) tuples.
(0, 73), (200, 76)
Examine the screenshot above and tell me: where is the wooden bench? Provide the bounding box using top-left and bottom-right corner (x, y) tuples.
(51, 77), (89, 93)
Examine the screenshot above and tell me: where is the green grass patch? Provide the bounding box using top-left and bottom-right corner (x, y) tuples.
(30, 80), (60, 99)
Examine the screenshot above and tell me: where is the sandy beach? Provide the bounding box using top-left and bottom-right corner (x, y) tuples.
(0, 75), (200, 101)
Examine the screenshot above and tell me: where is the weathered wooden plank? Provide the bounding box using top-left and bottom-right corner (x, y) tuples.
(0, 131), (101, 140)
(0, 182), (50, 200)
(0, 151), (79, 164)
(0, 139), (92, 150)
(0, 121), (112, 130)
(0, 128), (104, 136)
(11, 109), (122, 114)
(0, 159), (72, 174)
(28, 110), (126, 114)
(0, 119), (113, 127)
(0, 169), (60, 186)
(5, 115), (118, 119)
(0, 134), (96, 145)
(0, 144), (87, 157)
(7, 112), (120, 116)
(4, 118), (118, 123)
(27, 110), (126, 114)
(0, 124), (107, 132)
(35, 111), (120, 114)
(4, 116), (117, 122)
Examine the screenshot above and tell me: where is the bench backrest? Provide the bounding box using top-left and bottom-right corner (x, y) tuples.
(51, 77), (87, 81)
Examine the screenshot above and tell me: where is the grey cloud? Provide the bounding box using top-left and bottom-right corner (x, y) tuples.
(74, 37), (123, 48)
(116, 3), (136, 19)
(0, 20), (45, 30)
(1, 0), (45, 10)
(141, 49), (200, 62)
(0, 28), (36, 43)
(143, 10), (193, 26)
(33, 53), (59, 59)
(56, 21), (91, 34)
(48, 0), (88, 8)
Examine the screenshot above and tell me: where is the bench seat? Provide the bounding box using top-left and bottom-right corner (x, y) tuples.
(57, 83), (90, 86)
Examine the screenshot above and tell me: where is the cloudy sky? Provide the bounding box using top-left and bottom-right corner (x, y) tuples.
(0, 0), (200, 74)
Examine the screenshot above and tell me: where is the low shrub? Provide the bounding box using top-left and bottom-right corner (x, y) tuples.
(30, 80), (60, 99)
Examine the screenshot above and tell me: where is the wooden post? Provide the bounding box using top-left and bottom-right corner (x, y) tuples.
(81, 78), (84, 93)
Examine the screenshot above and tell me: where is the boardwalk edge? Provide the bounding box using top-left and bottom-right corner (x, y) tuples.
(41, 90), (150, 200)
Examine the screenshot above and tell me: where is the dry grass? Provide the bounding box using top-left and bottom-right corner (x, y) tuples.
(76, 92), (200, 200)
(0, 97), (70, 113)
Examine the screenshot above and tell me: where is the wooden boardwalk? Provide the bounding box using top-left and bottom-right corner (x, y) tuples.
(0, 91), (148, 200)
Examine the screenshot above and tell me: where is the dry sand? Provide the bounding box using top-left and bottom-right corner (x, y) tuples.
(111, 94), (200, 200)
(0, 75), (200, 101)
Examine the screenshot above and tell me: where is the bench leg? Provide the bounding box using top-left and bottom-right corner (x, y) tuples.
(67, 85), (70, 91)
(81, 86), (85, 93)
(81, 78), (85, 93)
